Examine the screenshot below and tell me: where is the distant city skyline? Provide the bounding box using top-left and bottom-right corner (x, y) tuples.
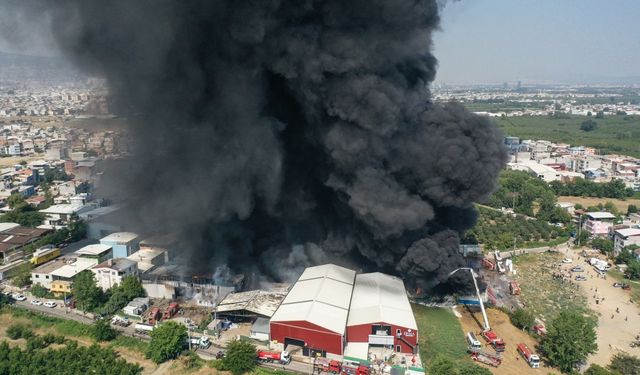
(433, 0), (640, 84)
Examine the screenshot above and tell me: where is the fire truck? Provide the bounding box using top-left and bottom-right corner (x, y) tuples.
(313, 358), (343, 374)
(517, 343), (540, 368)
(163, 302), (180, 320)
(481, 330), (506, 352)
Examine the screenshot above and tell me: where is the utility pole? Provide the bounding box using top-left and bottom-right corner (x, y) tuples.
(577, 214), (583, 247)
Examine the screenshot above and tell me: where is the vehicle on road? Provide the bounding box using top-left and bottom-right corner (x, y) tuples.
(43, 301), (57, 308)
(134, 323), (154, 334)
(575, 275), (587, 281)
(187, 336), (211, 349)
(111, 315), (130, 327)
(571, 265), (584, 272)
(31, 299), (42, 305)
(12, 294), (26, 301)
(481, 330), (506, 352)
(257, 350), (291, 364)
(215, 351), (225, 359)
(562, 258), (573, 263)
(466, 332), (482, 349)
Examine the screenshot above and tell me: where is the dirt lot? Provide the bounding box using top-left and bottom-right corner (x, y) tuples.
(559, 248), (640, 367)
(558, 196), (640, 212)
(512, 252), (593, 322)
(457, 307), (560, 375)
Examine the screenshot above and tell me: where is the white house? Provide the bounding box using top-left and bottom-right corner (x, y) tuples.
(584, 212), (616, 236)
(91, 258), (138, 291)
(39, 203), (89, 227)
(613, 228), (640, 256)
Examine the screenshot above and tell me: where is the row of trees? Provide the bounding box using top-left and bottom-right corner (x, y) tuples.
(585, 354), (640, 375)
(550, 178), (634, 199)
(488, 171), (572, 223)
(0, 339), (141, 374)
(72, 272), (145, 314)
(463, 206), (570, 250)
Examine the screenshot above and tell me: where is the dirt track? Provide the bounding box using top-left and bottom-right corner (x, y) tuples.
(559, 248), (640, 366)
(456, 307), (560, 375)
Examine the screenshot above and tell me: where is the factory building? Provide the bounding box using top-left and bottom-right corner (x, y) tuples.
(346, 273), (418, 356)
(270, 264), (356, 356)
(269, 264), (419, 359)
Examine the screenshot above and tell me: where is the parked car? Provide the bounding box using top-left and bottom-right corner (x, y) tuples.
(613, 282), (631, 290)
(562, 258), (573, 263)
(575, 275), (587, 281)
(12, 294), (26, 301)
(43, 301), (57, 308)
(571, 266), (584, 272)
(30, 299), (42, 305)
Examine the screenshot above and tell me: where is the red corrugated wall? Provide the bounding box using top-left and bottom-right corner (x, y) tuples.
(346, 322), (418, 353)
(270, 320), (344, 355)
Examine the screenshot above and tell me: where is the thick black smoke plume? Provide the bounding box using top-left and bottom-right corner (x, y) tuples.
(11, 0), (507, 290)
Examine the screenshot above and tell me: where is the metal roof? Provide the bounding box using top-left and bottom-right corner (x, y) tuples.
(347, 272), (417, 330)
(100, 232), (139, 244)
(586, 212), (616, 220)
(75, 244), (112, 256)
(215, 289), (288, 318)
(614, 228), (640, 238)
(50, 258), (97, 279)
(270, 264), (356, 335)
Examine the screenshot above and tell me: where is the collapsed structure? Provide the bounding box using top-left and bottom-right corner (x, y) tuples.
(269, 264), (418, 360)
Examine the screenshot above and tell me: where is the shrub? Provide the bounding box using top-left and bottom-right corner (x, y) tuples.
(6, 324), (34, 340)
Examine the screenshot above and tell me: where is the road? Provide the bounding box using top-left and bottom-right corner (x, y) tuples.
(10, 299), (314, 373)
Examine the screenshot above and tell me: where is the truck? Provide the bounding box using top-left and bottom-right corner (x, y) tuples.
(481, 330), (506, 352)
(509, 281), (521, 295)
(134, 323), (154, 334)
(111, 315), (130, 327)
(466, 332), (482, 350)
(148, 307), (162, 325)
(163, 302), (180, 320)
(469, 348), (502, 368)
(590, 258), (611, 272)
(517, 343), (540, 368)
(313, 358), (342, 374)
(257, 350), (291, 364)
(340, 361), (370, 375)
(187, 336), (211, 349)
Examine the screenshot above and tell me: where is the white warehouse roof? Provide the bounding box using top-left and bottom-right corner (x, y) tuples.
(586, 212), (616, 220)
(270, 264), (355, 335)
(347, 272), (417, 330)
(75, 244), (112, 255)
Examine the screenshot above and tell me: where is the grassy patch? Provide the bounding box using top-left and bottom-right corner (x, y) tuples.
(251, 367), (297, 375)
(512, 253), (594, 322)
(109, 335), (149, 354)
(412, 304), (468, 366)
(494, 114), (640, 157)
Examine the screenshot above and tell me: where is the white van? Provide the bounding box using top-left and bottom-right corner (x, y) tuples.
(467, 332), (482, 349)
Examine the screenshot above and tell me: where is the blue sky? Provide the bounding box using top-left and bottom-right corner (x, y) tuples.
(433, 0), (640, 84)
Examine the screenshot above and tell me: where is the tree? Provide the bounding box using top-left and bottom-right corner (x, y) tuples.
(30, 283), (52, 298)
(510, 309), (535, 330)
(574, 203), (584, 210)
(591, 238), (614, 255)
(628, 205), (638, 215)
(541, 311), (597, 373)
(92, 318), (117, 342)
(429, 355), (457, 375)
(608, 353), (640, 375)
(458, 363), (493, 375)
(146, 321), (187, 364)
(585, 364), (614, 375)
(595, 111), (605, 119)
(625, 261), (640, 280)
(581, 119), (597, 132)
(119, 275), (145, 300)
(222, 339), (257, 375)
(12, 263), (33, 288)
(72, 271), (104, 312)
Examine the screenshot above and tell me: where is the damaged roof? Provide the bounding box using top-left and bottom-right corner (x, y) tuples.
(215, 289), (288, 318)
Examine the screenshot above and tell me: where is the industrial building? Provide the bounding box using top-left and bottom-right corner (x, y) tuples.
(269, 264), (419, 360)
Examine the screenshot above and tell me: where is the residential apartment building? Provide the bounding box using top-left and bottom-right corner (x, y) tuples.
(584, 212), (616, 236)
(99, 232), (140, 258)
(613, 228), (640, 256)
(91, 258), (138, 291)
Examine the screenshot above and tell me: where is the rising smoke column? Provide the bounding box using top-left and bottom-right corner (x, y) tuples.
(17, 0), (507, 290)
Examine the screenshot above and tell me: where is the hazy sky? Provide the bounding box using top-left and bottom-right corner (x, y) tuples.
(433, 0), (640, 84)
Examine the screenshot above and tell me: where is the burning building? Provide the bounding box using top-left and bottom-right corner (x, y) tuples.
(8, 0), (507, 290)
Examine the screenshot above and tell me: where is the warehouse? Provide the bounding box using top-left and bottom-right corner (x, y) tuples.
(270, 264), (356, 357)
(346, 273), (418, 355)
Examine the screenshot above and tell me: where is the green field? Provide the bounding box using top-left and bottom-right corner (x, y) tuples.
(412, 304), (468, 367)
(492, 114), (640, 157)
